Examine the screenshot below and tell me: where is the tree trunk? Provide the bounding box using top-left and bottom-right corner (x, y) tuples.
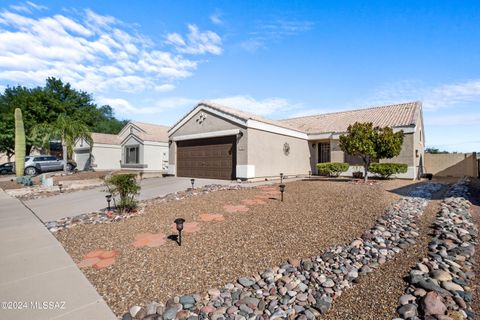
(62, 135), (68, 172)
(363, 164), (368, 182)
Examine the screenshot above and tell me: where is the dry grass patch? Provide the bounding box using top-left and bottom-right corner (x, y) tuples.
(56, 179), (412, 315)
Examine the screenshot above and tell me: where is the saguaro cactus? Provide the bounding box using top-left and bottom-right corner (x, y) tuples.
(14, 108), (26, 176)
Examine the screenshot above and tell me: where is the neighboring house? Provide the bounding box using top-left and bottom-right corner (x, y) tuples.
(74, 121), (169, 172)
(168, 101), (425, 180)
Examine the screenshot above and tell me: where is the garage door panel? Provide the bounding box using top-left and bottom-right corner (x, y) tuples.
(176, 136), (236, 180)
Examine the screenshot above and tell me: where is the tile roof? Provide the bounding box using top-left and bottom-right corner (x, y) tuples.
(279, 101), (422, 134)
(91, 132), (120, 145)
(131, 121), (169, 142)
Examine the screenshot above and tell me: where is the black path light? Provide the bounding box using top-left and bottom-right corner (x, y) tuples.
(279, 184), (286, 202)
(58, 183), (63, 193)
(105, 194), (112, 211)
(174, 218), (185, 246)
(190, 178), (195, 189)
(280, 173), (284, 183)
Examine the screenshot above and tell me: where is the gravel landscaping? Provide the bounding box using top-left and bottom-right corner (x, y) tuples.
(323, 184), (448, 320)
(394, 178), (477, 320)
(55, 179), (410, 316)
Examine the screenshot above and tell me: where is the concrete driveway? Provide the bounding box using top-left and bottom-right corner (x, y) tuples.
(24, 176), (234, 222)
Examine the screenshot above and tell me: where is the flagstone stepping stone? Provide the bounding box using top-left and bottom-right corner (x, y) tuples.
(242, 198), (267, 205)
(132, 233), (167, 248)
(170, 222), (201, 234)
(223, 204), (250, 213)
(77, 257), (101, 268)
(199, 213), (225, 222)
(78, 249), (118, 269)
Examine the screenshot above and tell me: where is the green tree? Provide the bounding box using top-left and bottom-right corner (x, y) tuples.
(33, 114), (93, 172)
(339, 122), (404, 181)
(425, 147), (448, 154)
(0, 78), (127, 158)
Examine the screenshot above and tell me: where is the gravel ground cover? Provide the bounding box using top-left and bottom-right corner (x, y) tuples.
(56, 179), (406, 315)
(323, 184), (448, 320)
(469, 178), (480, 316)
(394, 178), (478, 320)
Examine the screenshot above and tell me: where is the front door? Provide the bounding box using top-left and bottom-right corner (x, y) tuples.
(318, 142), (331, 163)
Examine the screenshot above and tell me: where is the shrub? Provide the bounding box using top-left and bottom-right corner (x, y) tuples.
(316, 162), (349, 177)
(105, 174), (140, 212)
(369, 163), (408, 179)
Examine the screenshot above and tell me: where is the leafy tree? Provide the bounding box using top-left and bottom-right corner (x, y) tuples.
(425, 147), (449, 154)
(0, 77), (127, 159)
(33, 114), (93, 172)
(339, 122), (404, 181)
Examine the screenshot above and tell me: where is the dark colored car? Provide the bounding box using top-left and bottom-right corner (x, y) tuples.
(0, 162), (14, 174)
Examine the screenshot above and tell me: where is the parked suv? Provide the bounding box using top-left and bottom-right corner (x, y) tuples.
(21, 156), (76, 176)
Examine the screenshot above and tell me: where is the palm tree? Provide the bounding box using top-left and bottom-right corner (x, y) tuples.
(33, 114), (93, 172)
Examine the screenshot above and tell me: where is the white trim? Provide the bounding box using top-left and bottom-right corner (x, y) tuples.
(169, 105), (247, 135)
(143, 141), (168, 146)
(307, 125), (416, 140)
(168, 164), (176, 175)
(236, 165), (255, 179)
(307, 133), (334, 140)
(247, 120), (308, 140)
(172, 129), (241, 141)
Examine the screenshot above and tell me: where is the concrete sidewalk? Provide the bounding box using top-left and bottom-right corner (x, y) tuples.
(24, 176), (248, 222)
(0, 190), (116, 320)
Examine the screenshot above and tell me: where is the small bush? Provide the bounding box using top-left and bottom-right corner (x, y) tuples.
(105, 174), (141, 212)
(316, 162), (349, 177)
(369, 163), (408, 179)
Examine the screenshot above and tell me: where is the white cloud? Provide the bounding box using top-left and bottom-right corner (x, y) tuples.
(211, 95), (294, 116)
(241, 19), (314, 52)
(98, 96), (197, 115)
(154, 83), (175, 92)
(210, 12), (223, 25)
(166, 24), (222, 55)
(427, 113), (480, 126)
(0, 8), (222, 95)
(362, 79), (480, 111)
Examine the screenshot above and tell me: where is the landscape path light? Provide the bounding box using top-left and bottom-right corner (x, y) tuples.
(190, 178), (195, 189)
(174, 218), (185, 246)
(279, 184), (285, 202)
(280, 173), (284, 183)
(106, 194), (112, 211)
(58, 183), (63, 193)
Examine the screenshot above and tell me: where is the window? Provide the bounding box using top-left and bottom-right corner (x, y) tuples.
(318, 142), (330, 163)
(46, 156), (57, 161)
(125, 146), (139, 164)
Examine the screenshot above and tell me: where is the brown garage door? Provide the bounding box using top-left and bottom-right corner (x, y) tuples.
(177, 136), (236, 180)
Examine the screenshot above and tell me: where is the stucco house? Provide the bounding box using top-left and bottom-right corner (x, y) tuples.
(168, 101), (425, 180)
(74, 121), (169, 172)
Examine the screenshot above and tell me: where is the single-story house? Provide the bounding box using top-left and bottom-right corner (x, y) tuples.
(74, 121), (169, 172)
(167, 101), (425, 180)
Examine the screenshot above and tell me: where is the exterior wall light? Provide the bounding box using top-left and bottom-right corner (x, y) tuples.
(106, 194), (112, 211)
(279, 184), (285, 202)
(174, 218), (185, 246)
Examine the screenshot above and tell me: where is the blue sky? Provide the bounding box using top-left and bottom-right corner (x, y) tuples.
(0, 1), (479, 152)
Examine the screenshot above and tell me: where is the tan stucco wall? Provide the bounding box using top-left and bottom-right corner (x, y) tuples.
(169, 109), (248, 166)
(247, 128), (310, 178)
(425, 153), (478, 177)
(143, 142), (168, 171)
(379, 133), (415, 166)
